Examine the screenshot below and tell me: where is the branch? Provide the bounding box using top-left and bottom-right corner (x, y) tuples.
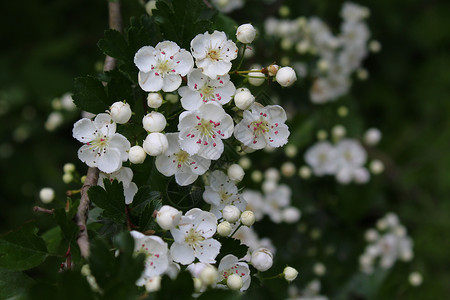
(33, 206), (54, 214)
(74, 0), (122, 259)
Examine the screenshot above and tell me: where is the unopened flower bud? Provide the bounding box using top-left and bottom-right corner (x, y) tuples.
(129, 145), (147, 164)
(332, 125), (346, 140)
(364, 229), (379, 242)
(316, 129), (328, 140)
(81, 175), (86, 183)
(283, 266), (298, 282)
(369, 40), (381, 53)
(337, 106), (348, 117)
(313, 263), (326, 276)
(409, 272), (423, 286)
(156, 205), (182, 230)
(251, 248), (273, 271)
(145, 0), (157, 16)
(217, 221), (232, 236)
(143, 111), (166, 133)
(228, 164), (245, 182)
(370, 160), (384, 174)
(234, 88), (255, 110)
(238, 157), (251, 170)
(264, 168), (280, 182)
(236, 24), (256, 44)
(62, 173), (73, 184)
(222, 205), (241, 223)
(39, 188), (55, 204)
(262, 180), (277, 194)
(143, 132), (168, 156)
(299, 166), (311, 179)
(199, 265), (218, 286)
(63, 163), (75, 173)
(267, 64), (280, 76)
(227, 274), (243, 290)
(110, 101), (132, 124)
(145, 276), (161, 292)
(251, 170), (263, 182)
(240, 211), (255, 226)
(281, 162), (296, 177)
(282, 207), (301, 223)
(285, 144), (298, 158)
(147, 93), (163, 108)
(364, 128), (381, 146)
(248, 70), (266, 86)
(276, 67), (297, 87)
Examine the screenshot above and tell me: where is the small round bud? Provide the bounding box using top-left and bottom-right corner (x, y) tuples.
(295, 40), (310, 54)
(276, 67), (297, 87)
(285, 144), (298, 158)
(62, 173), (73, 184)
(364, 128), (381, 146)
(222, 205), (241, 223)
(283, 266), (298, 282)
(316, 129), (328, 140)
(217, 221), (233, 236)
(147, 93), (163, 108)
(267, 64), (280, 76)
(264, 168), (280, 182)
(165, 93), (179, 103)
(332, 125), (346, 140)
(234, 88), (255, 110)
(156, 205), (182, 230)
(145, 0), (157, 16)
(143, 111), (166, 133)
(279, 5), (290, 17)
(227, 274), (243, 290)
(310, 228), (321, 240)
(238, 157), (251, 170)
(357, 68), (369, 81)
(199, 265), (218, 286)
(80, 264), (91, 276)
(145, 276), (161, 292)
(369, 40), (381, 53)
(317, 59), (329, 72)
(364, 229), (379, 242)
(409, 272), (423, 286)
(248, 70), (266, 86)
(110, 102), (132, 124)
(251, 170), (263, 183)
(376, 218), (388, 231)
(228, 164), (245, 182)
(370, 160), (384, 174)
(299, 166), (311, 179)
(240, 211), (255, 226)
(129, 145), (147, 164)
(63, 163), (75, 173)
(39, 188), (55, 204)
(193, 277), (202, 292)
(143, 132), (168, 156)
(81, 175), (86, 183)
(282, 207), (301, 223)
(313, 263), (326, 276)
(236, 24), (256, 44)
(281, 162), (296, 177)
(281, 38), (293, 51)
(251, 248), (273, 272)
(45, 112), (63, 131)
(262, 180), (277, 194)
(337, 106), (348, 117)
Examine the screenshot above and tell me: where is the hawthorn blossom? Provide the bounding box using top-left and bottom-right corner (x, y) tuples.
(178, 69), (236, 110)
(263, 184), (291, 223)
(98, 167), (138, 204)
(203, 170), (247, 219)
(73, 113), (130, 174)
(217, 254), (251, 291)
(131, 231), (169, 280)
(155, 133), (211, 186)
(170, 208), (221, 265)
(134, 41), (194, 92)
(178, 102), (234, 160)
(190, 31), (238, 78)
(304, 141), (338, 176)
(234, 103), (290, 150)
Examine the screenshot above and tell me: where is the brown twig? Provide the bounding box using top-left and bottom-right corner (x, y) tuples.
(74, 0), (123, 260)
(33, 206), (54, 214)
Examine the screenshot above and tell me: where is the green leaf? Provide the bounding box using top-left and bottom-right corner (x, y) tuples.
(54, 208), (79, 243)
(211, 13), (238, 40)
(72, 75), (109, 114)
(216, 237), (248, 262)
(98, 29), (130, 63)
(155, 272), (194, 300)
(197, 289), (241, 300)
(0, 222), (48, 271)
(0, 268), (34, 299)
(104, 69), (133, 106)
(153, 0), (216, 49)
(41, 226), (62, 255)
(334, 267), (390, 300)
(130, 186), (162, 232)
(88, 179), (126, 224)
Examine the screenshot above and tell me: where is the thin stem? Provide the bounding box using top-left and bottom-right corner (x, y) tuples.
(234, 44), (247, 72)
(33, 206), (54, 214)
(230, 223), (243, 238)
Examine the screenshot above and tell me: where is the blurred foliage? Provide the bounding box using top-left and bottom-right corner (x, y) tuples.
(0, 0), (449, 299)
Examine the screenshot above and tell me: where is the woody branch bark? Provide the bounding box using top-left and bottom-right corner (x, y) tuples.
(75, 0), (123, 259)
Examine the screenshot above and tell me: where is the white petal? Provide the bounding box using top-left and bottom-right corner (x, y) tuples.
(216, 114), (234, 139)
(265, 105), (287, 123)
(179, 128), (201, 156)
(109, 134), (131, 160)
(195, 239), (221, 263)
(213, 81), (235, 105)
(134, 46), (157, 73)
(187, 69), (207, 90)
(94, 113), (116, 133)
(73, 119), (96, 142)
(190, 33), (209, 60)
(162, 74), (182, 92)
(172, 50), (194, 76)
(189, 155), (211, 175)
(97, 148), (122, 174)
(139, 71), (164, 92)
(124, 182), (138, 204)
(179, 87), (202, 111)
(219, 254), (239, 271)
(198, 102), (226, 121)
(197, 138), (223, 160)
(203, 188), (221, 206)
(170, 243), (195, 265)
(155, 154), (177, 177)
(192, 211), (217, 238)
(267, 124), (289, 148)
(78, 144), (97, 167)
(155, 41), (180, 56)
(174, 171), (198, 186)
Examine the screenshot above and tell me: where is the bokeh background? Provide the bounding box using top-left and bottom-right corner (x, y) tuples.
(1, 0), (449, 298)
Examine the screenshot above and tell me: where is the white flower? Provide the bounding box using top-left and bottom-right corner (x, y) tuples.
(156, 205), (182, 230)
(73, 113), (130, 174)
(304, 141), (338, 176)
(234, 88), (255, 110)
(234, 103), (289, 150)
(98, 167), (138, 204)
(409, 272), (423, 286)
(240, 211), (255, 226)
(242, 190), (265, 221)
(39, 187), (55, 204)
(227, 164), (245, 182)
(335, 139), (367, 169)
(129, 145), (147, 164)
(131, 231), (169, 278)
(283, 266), (298, 282)
(147, 93), (163, 108)
(264, 184), (291, 223)
(236, 24), (256, 44)
(178, 102), (234, 160)
(179, 69), (235, 110)
(143, 111), (166, 133)
(282, 207), (301, 223)
(212, 0), (244, 13)
(170, 208), (221, 265)
(276, 67), (297, 87)
(155, 133), (211, 186)
(109, 101), (132, 124)
(218, 254), (251, 291)
(134, 41), (194, 92)
(144, 276), (162, 292)
(190, 31), (238, 78)
(222, 205), (241, 223)
(217, 221), (233, 236)
(267, 64), (280, 76)
(203, 170), (247, 219)
(143, 132), (168, 156)
(251, 248), (273, 272)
